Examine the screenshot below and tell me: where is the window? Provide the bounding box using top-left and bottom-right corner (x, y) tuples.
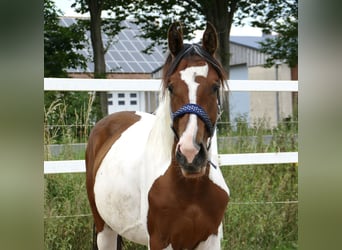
(118, 101), (125, 105)
(118, 93), (125, 98)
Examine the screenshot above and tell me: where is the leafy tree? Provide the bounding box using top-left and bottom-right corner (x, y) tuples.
(131, 0), (240, 75)
(65, 0), (297, 121)
(236, 0), (298, 68)
(131, 0), (298, 71)
(129, 0), (298, 125)
(44, 0), (96, 144)
(44, 0), (88, 77)
(71, 0), (134, 117)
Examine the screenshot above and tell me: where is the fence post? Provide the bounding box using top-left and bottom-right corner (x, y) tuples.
(211, 129), (219, 167)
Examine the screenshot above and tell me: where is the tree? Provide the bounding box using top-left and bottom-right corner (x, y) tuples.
(236, 0), (298, 119)
(236, 0), (298, 68)
(131, 0), (298, 125)
(44, 0), (96, 144)
(71, 0), (134, 117)
(132, 0), (240, 76)
(66, 0), (297, 120)
(44, 0), (88, 77)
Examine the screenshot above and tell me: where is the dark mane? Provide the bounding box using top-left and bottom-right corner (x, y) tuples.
(162, 43), (227, 92)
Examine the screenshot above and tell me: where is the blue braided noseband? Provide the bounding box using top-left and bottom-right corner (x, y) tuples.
(172, 103), (214, 137)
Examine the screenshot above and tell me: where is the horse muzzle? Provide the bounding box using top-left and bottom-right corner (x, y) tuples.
(176, 143), (207, 177)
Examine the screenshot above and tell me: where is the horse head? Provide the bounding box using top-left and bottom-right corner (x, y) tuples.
(163, 22), (226, 178)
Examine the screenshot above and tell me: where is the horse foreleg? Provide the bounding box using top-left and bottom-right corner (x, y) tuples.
(97, 224), (120, 250)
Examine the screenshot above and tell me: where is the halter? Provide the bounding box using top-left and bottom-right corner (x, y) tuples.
(171, 103), (220, 169)
(172, 103), (214, 137)
(166, 42), (225, 165)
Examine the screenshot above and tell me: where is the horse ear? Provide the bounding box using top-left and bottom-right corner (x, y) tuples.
(168, 22), (184, 57)
(202, 22), (218, 56)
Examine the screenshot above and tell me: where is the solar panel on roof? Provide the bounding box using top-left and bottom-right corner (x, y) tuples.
(58, 17), (166, 73)
(120, 52), (134, 61)
(130, 52), (144, 61)
(124, 42), (135, 51)
(129, 62), (144, 72)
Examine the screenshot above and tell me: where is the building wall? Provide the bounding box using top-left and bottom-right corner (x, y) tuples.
(229, 64), (249, 125)
(68, 72), (158, 113)
(248, 64), (293, 127)
(230, 43), (267, 67)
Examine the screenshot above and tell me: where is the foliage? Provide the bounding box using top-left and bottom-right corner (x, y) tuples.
(221, 163), (298, 249)
(44, 92), (96, 149)
(71, 0), (133, 52)
(44, 0), (88, 77)
(44, 0), (100, 139)
(130, 0), (205, 54)
(235, 0), (298, 68)
(218, 114), (298, 154)
(44, 173), (93, 250)
(70, 0), (137, 116)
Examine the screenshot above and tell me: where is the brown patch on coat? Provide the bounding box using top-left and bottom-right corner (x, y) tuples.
(85, 111), (141, 233)
(147, 156), (229, 250)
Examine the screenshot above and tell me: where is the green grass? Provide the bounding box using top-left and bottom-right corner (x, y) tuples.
(221, 164), (298, 250)
(44, 164), (297, 249)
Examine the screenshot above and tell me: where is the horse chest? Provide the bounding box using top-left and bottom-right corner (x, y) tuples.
(147, 167), (228, 249)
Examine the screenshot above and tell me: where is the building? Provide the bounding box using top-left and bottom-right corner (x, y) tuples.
(229, 36), (294, 127)
(60, 17), (165, 113)
(60, 17), (294, 127)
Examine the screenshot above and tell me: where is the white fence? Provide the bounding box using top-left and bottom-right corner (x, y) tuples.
(44, 78), (298, 174)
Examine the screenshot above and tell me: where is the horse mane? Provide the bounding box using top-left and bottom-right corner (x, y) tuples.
(161, 43), (227, 95)
(146, 91), (174, 166)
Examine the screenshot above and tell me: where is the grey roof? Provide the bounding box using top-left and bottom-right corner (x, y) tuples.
(229, 35), (274, 49)
(59, 17), (166, 73)
(58, 17), (270, 73)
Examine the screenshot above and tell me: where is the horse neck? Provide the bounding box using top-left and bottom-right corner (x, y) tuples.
(147, 92), (174, 162)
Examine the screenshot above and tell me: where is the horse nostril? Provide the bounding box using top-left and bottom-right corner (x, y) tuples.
(192, 143), (207, 167)
(176, 143), (207, 171)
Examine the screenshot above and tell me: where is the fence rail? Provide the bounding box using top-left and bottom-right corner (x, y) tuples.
(44, 78), (298, 92)
(44, 78), (298, 174)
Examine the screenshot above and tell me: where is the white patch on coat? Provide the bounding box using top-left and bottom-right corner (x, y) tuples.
(195, 231), (221, 250)
(177, 64), (208, 163)
(94, 100), (175, 247)
(94, 112), (155, 245)
(97, 224), (118, 250)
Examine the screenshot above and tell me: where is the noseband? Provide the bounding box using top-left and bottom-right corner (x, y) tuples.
(172, 103), (214, 137)
(171, 103), (220, 169)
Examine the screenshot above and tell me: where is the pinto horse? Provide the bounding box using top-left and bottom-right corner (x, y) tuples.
(86, 22), (230, 250)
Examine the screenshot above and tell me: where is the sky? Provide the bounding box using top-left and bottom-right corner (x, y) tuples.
(53, 0), (262, 37)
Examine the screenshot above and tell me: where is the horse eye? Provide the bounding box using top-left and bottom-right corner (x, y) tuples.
(212, 83), (220, 93)
(167, 84), (174, 93)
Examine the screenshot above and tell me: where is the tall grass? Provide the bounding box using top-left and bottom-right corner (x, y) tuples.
(44, 92), (96, 160)
(44, 113), (297, 249)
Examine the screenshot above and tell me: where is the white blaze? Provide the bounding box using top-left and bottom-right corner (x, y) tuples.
(177, 64), (208, 163)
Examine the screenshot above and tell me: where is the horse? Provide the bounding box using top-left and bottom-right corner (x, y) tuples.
(85, 22), (230, 250)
